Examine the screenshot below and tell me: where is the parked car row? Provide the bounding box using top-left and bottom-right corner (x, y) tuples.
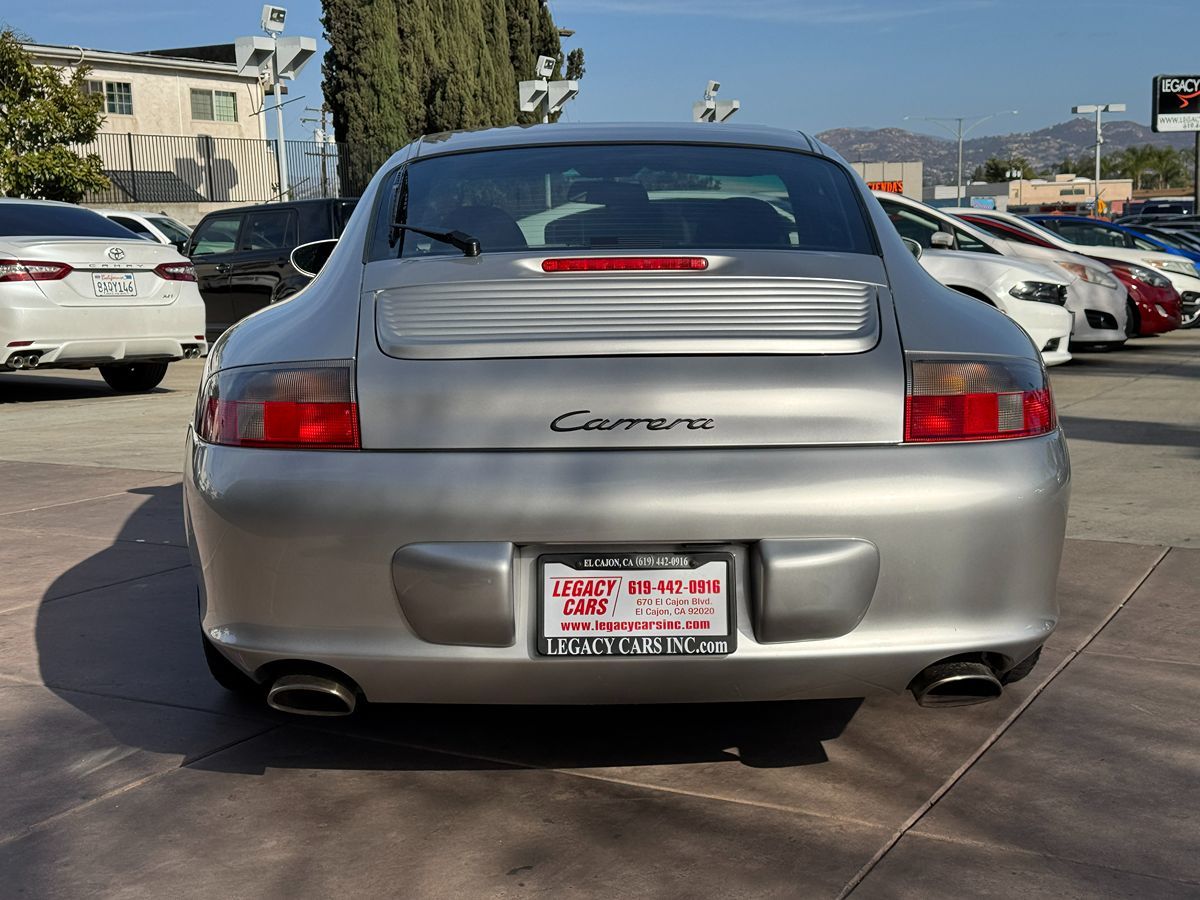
(867, 191), (1193, 366)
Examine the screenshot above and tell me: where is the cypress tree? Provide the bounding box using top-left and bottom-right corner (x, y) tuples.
(322, 0), (584, 189)
(321, 0), (409, 194)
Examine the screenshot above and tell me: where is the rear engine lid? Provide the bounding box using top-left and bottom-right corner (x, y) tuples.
(1, 237), (189, 307)
(357, 252), (906, 449)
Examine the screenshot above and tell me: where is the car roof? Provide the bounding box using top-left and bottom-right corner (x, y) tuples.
(404, 122), (819, 162)
(197, 198), (359, 219)
(0, 198), (83, 209)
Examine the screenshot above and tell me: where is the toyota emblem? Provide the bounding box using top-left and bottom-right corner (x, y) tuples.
(107, 247), (126, 261)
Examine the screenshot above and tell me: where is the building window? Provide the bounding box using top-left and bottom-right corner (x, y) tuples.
(104, 82), (133, 115)
(191, 89), (238, 123)
(86, 80), (132, 115)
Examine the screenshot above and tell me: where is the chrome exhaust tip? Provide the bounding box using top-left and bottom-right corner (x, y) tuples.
(25, 353), (38, 368)
(267, 674), (356, 716)
(911, 661), (1003, 708)
(9, 354), (27, 369)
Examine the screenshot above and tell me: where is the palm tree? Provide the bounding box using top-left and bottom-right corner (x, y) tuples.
(1120, 145), (1159, 190)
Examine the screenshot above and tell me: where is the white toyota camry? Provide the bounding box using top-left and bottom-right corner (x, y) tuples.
(0, 199), (206, 392)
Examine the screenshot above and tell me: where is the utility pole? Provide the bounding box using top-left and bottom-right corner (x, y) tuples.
(905, 110), (1018, 205)
(301, 104), (334, 197)
(1072, 103), (1125, 217)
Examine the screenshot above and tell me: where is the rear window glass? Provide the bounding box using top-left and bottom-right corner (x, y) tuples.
(0, 204), (136, 238)
(387, 144), (876, 258)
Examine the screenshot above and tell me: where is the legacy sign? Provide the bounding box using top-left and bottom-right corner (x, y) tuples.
(1152, 75), (1200, 132)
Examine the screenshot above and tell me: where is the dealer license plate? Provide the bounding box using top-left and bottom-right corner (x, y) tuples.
(538, 552), (734, 657)
(92, 272), (137, 297)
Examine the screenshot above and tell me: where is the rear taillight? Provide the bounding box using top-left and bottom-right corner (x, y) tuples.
(0, 259), (73, 282)
(905, 358), (1055, 443)
(154, 262), (197, 282)
(542, 256), (709, 272)
(197, 362), (359, 450)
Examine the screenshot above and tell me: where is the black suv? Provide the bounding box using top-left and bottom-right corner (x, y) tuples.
(188, 198), (358, 340)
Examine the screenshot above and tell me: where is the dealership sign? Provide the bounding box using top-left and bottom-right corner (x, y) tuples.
(1152, 75), (1200, 132)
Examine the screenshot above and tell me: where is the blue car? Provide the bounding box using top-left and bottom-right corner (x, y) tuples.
(1027, 215), (1200, 265)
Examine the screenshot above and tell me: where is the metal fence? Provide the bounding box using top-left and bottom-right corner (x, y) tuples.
(71, 132), (346, 205)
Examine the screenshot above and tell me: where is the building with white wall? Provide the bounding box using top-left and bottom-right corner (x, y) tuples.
(24, 43), (266, 141)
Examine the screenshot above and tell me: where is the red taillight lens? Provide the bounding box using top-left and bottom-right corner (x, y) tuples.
(541, 256), (709, 272)
(154, 261), (197, 282)
(0, 259), (73, 282)
(197, 363), (359, 450)
(905, 359), (1055, 443)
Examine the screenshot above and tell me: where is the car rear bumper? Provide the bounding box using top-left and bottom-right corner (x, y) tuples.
(185, 430), (1071, 704)
(1, 291), (206, 369)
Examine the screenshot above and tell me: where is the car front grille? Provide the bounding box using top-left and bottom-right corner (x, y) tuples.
(376, 276), (880, 358)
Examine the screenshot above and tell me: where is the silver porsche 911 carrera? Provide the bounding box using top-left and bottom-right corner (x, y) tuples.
(185, 123), (1069, 716)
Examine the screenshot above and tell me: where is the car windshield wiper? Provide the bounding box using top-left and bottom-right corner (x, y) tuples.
(388, 223), (481, 257)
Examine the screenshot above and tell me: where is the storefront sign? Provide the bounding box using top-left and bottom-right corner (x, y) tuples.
(867, 180), (904, 193)
(1152, 75), (1200, 132)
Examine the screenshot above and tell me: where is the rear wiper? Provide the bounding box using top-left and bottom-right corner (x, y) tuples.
(388, 223), (480, 257)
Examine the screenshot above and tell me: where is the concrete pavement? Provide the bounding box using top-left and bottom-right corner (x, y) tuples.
(0, 330), (1197, 897)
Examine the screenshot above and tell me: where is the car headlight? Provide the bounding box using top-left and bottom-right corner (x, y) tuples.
(1010, 281), (1068, 304)
(1120, 264), (1172, 289)
(1055, 261), (1119, 289)
(1144, 258), (1200, 278)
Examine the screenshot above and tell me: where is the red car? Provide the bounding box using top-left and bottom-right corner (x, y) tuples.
(1106, 263), (1182, 336)
(957, 213), (1181, 338)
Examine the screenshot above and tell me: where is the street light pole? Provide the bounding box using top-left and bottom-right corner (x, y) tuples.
(271, 50), (289, 199)
(905, 110), (1018, 205)
(1072, 103), (1125, 216)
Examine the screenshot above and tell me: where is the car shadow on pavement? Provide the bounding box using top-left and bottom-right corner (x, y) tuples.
(34, 482), (863, 775)
(1060, 415), (1200, 454)
(0, 373), (171, 403)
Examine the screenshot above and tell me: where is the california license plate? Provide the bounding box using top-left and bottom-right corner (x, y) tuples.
(93, 272), (137, 297)
(538, 552), (735, 657)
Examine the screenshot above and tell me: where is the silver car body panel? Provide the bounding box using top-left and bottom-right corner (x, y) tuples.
(190, 123), (1069, 705)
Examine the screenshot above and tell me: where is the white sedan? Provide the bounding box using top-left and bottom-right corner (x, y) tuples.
(0, 199), (206, 392)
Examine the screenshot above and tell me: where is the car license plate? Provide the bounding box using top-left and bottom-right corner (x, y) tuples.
(92, 272), (137, 297)
(538, 552), (735, 657)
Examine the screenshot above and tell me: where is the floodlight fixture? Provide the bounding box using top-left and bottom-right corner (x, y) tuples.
(547, 80), (579, 115)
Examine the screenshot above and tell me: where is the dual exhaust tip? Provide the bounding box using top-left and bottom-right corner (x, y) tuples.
(7, 352), (40, 369)
(182, 346), (202, 359)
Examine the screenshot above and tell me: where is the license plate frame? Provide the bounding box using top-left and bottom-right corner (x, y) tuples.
(537, 551), (736, 658)
(92, 272), (137, 297)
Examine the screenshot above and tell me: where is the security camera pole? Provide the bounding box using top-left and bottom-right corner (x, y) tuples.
(236, 5), (317, 201)
(1072, 103), (1125, 215)
(519, 55), (580, 124)
(693, 80), (739, 123)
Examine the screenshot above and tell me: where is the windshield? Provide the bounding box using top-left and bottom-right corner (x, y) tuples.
(148, 216), (192, 243)
(0, 204), (136, 239)
(391, 144), (876, 257)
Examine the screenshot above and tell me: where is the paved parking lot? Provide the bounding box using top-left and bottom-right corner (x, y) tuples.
(1, 332), (1197, 898)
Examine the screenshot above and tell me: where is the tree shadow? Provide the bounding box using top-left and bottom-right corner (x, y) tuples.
(34, 482), (862, 776)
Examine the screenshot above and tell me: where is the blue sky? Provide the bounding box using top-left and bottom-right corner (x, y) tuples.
(9, 0), (1200, 142)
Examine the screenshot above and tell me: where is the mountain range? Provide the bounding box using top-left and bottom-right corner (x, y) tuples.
(816, 119), (1195, 184)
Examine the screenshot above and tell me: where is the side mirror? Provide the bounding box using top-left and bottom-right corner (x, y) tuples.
(174, 239), (189, 255)
(290, 239), (338, 278)
(901, 237), (923, 260)
(931, 231), (955, 249)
